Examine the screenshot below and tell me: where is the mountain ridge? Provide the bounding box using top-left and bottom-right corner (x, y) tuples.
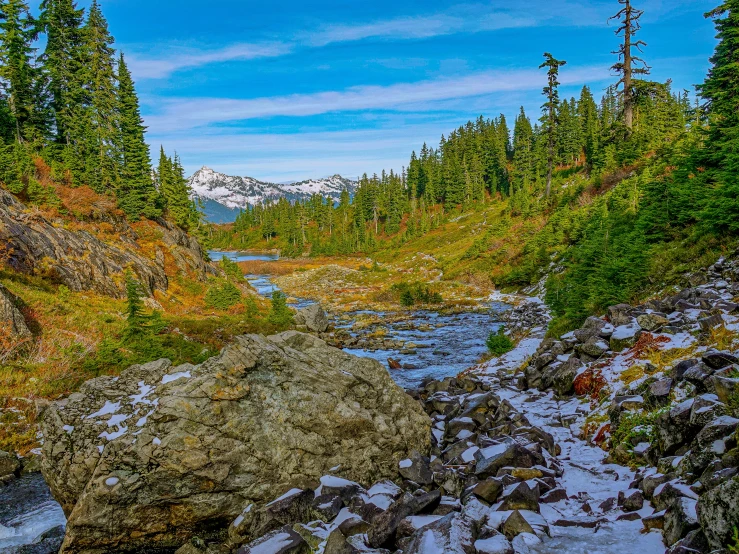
(188, 166), (358, 223)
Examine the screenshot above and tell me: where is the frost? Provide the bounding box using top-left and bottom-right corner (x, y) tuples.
(86, 401), (120, 419)
(266, 488), (303, 507)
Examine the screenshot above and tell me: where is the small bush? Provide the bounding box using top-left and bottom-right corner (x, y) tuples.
(486, 327), (514, 356)
(205, 281), (242, 310)
(729, 528), (739, 554)
(391, 282), (443, 307)
(220, 256), (244, 281)
(268, 291), (294, 327)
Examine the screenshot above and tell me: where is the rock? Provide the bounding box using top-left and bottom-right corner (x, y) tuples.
(4, 525), (66, 554)
(237, 526), (310, 554)
(648, 378), (673, 402)
(548, 358), (583, 396)
(540, 488), (568, 504)
(690, 394), (727, 428)
(673, 359), (700, 381)
(697, 475), (739, 550)
(0, 450), (20, 479)
(398, 451), (433, 486)
(475, 443), (542, 479)
(713, 376), (739, 405)
(366, 490), (441, 548)
(387, 358), (402, 370)
(498, 482), (540, 512)
(474, 534), (513, 554)
(641, 473), (671, 499)
(607, 304), (635, 327)
(702, 350), (738, 370)
(578, 336), (610, 359)
(666, 530), (709, 554)
(404, 512), (475, 554)
(642, 510), (666, 531)
(472, 478), (503, 504)
(41, 332), (430, 553)
(0, 188), (213, 298)
(312, 495), (343, 522)
(664, 498), (700, 547)
(293, 304), (329, 333)
(617, 489), (644, 512)
(636, 313), (670, 332)
(0, 284), (31, 338)
(610, 323), (642, 352)
(230, 489), (316, 547)
(653, 481), (699, 512)
(500, 510), (548, 540)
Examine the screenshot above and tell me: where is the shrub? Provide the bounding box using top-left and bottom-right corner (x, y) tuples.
(486, 327), (514, 356)
(220, 256), (244, 281)
(391, 282), (443, 307)
(729, 528), (739, 554)
(205, 281), (242, 310)
(268, 291), (294, 326)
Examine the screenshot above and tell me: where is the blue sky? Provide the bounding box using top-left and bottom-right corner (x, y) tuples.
(87, 0), (717, 182)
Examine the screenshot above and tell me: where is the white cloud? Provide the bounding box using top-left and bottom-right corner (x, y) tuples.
(145, 65), (610, 132)
(126, 42), (292, 80)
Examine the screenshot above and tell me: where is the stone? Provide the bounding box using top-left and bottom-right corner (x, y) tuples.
(473, 534), (514, 554)
(0, 450), (20, 479)
(293, 304), (329, 333)
(640, 473), (671, 499)
(540, 488), (567, 504)
(41, 332), (430, 553)
(637, 313), (670, 332)
(4, 525), (66, 554)
(548, 358), (583, 396)
(366, 490), (441, 548)
(230, 489), (316, 547)
(475, 443), (542, 479)
(642, 511), (666, 531)
(398, 451), (433, 486)
(610, 323), (642, 352)
(697, 475), (739, 550)
(617, 489), (644, 512)
(648, 378), (673, 401)
(578, 336), (610, 359)
(666, 530), (709, 554)
(664, 498), (700, 547)
(607, 304), (634, 327)
(312, 495), (343, 522)
(498, 482), (540, 512)
(702, 350), (739, 370)
(501, 511), (534, 540)
(403, 512), (475, 554)
(653, 481), (699, 512)
(673, 359), (700, 381)
(0, 284), (31, 338)
(714, 376), (739, 405)
(690, 394), (727, 428)
(237, 526), (310, 554)
(471, 478), (503, 504)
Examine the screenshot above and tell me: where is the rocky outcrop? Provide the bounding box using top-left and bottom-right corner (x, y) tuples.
(0, 188), (214, 298)
(0, 283), (31, 338)
(40, 332), (430, 554)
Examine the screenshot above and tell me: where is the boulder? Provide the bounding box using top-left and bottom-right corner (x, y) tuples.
(607, 304), (635, 327)
(237, 526), (310, 554)
(403, 512), (475, 554)
(0, 449), (20, 479)
(636, 313), (670, 332)
(697, 476), (739, 550)
(664, 498), (700, 547)
(702, 350), (738, 370)
(547, 358), (583, 396)
(398, 451), (433, 486)
(610, 323), (642, 352)
(294, 304), (330, 333)
(41, 332), (431, 553)
(0, 284), (31, 339)
(714, 376), (739, 405)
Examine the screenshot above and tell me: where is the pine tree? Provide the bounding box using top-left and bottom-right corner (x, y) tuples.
(124, 270), (147, 339)
(78, 0), (120, 192)
(117, 53), (160, 219)
(0, 0), (41, 143)
(698, 0), (739, 233)
(539, 53), (566, 198)
(512, 107), (534, 193)
(610, 0), (650, 132)
(578, 86), (600, 168)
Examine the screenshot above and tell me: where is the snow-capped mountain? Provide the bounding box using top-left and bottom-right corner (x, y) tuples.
(188, 167), (357, 223)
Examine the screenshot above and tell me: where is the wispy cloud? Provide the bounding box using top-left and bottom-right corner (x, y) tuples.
(145, 65), (610, 132)
(126, 42), (292, 79)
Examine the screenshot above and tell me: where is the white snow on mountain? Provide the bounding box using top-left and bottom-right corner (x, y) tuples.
(188, 167), (357, 211)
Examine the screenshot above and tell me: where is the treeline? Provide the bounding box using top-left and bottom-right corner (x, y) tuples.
(0, 0), (199, 228)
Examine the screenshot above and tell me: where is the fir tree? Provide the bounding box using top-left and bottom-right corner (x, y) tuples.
(117, 53), (159, 219)
(124, 270), (147, 339)
(539, 53), (567, 197)
(698, 0), (739, 233)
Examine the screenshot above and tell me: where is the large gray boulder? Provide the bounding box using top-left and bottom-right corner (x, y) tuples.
(294, 304), (330, 333)
(40, 332), (430, 554)
(697, 476), (739, 550)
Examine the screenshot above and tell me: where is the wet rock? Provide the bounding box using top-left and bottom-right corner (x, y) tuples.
(697, 475), (739, 550)
(664, 498), (700, 547)
(5, 525), (66, 554)
(41, 332), (430, 553)
(0, 450), (20, 480)
(237, 526), (310, 554)
(293, 304), (329, 333)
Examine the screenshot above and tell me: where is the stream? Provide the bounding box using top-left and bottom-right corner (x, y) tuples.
(0, 252), (664, 553)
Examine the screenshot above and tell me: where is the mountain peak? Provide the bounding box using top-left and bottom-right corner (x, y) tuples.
(188, 168), (358, 223)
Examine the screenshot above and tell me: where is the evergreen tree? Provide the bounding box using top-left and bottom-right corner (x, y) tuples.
(698, 0), (739, 233)
(578, 86), (600, 168)
(539, 53), (567, 197)
(39, 0), (84, 147)
(124, 270), (147, 339)
(512, 107), (534, 193)
(77, 0), (120, 192)
(0, 0), (41, 143)
(117, 53), (160, 219)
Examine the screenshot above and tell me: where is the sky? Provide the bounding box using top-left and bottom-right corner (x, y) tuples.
(82, 0), (718, 182)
